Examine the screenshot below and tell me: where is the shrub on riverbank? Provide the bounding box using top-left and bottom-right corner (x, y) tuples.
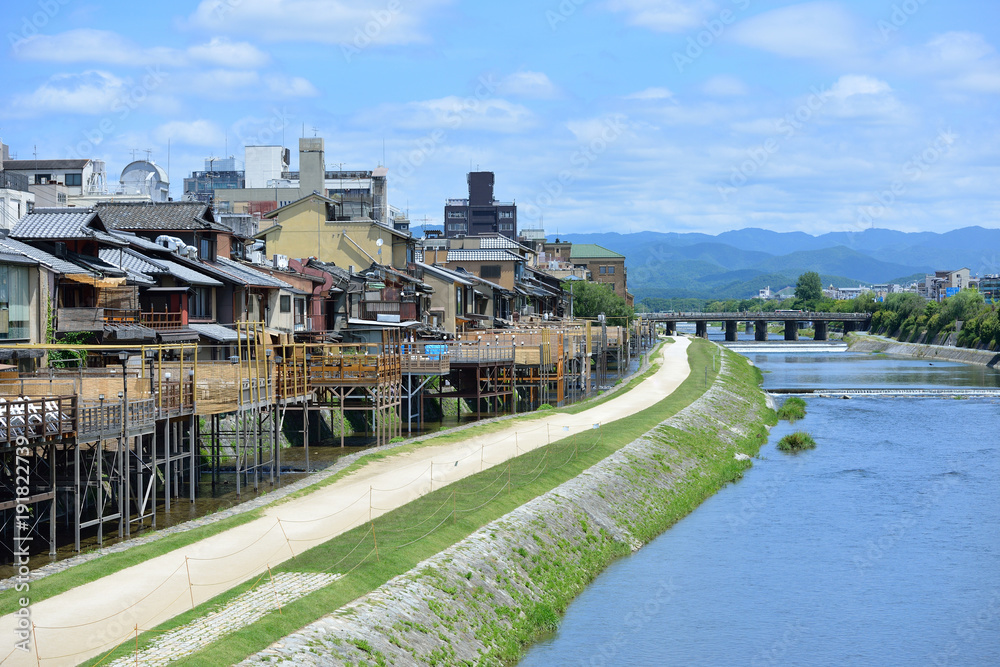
(776, 397), (806, 422)
(777, 431), (816, 452)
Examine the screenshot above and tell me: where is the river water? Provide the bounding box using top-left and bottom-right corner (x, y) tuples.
(520, 347), (1000, 666)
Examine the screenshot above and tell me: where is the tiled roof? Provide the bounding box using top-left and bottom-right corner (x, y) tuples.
(10, 209), (102, 240)
(569, 243), (625, 260)
(445, 248), (522, 262)
(0, 236), (96, 275)
(211, 256), (293, 289)
(415, 262), (474, 286)
(95, 201), (221, 232)
(188, 323), (249, 342)
(99, 248), (224, 287)
(479, 236), (532, 253)
(3, 159), (91, 170)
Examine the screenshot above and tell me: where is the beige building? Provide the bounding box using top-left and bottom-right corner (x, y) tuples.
(256, 193), (414, 271)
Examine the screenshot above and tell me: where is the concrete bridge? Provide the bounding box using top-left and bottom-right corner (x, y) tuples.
(769, 387), (1000, 398)
(640, 311), (872, 341)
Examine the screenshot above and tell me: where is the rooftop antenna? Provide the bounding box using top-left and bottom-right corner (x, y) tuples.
(167, 138), (171, 199)
(143, 148), (152, 161)
(33, 145), (37, 160)
(382, 137), (385, 167)
(225, 130), (228, 158)
(130, 148), (139, 161)
(312, 126), (318, 137)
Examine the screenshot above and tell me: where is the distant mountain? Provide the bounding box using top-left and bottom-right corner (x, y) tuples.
(556, 226), (998, 301)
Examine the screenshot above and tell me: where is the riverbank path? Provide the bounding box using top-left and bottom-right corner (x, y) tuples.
(1, 337), (691, 666)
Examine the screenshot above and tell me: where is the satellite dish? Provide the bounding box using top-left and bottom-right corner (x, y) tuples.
(376, 238), (384, 247)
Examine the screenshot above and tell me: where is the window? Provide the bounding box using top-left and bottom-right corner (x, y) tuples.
(608, 265), (615, 274)
(599, 266), (607, 275)
(64, 173), (82, 187)
(499, 211), (513, 219)
(499, 222), (513, 232)
(294, 298), (306, 327)
(456, 287), (464, 315)
(34, 174), (51, 185)
(0, 265), (31, 340)
(279, 295), (291, 312)
(190, 287), (213, 319)
(447, 223), (467, 232)
(481, 265), (501, 280)
(199, 237), (214, 261)
(447, 211), (467, 219)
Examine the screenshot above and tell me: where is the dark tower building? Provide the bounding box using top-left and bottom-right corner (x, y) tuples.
(444, 171), (517, 240)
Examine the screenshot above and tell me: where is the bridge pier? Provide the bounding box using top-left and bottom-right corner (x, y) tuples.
(843, 321), (857, 334)
(725, 320), (739, 342)
(695, 321), (708, 339)
(745, 321), (753, 334)
(784, 320), (799, 341)
(664, 321), (675, 336)
(814, 321), (828, 341)
(755, 320), (767, 341)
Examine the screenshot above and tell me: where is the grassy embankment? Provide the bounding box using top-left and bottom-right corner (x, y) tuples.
(0, 341), (665, 617)
(83, 339), (753, 666)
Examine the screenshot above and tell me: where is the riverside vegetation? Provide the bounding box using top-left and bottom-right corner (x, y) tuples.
(776, 396), (807, 422)
(220, 341), (774, 666)
(777, 432), (817, 452)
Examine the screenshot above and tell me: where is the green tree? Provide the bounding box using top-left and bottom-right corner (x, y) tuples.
(564, 280), (634, 323)
(794, 271), (823, 307)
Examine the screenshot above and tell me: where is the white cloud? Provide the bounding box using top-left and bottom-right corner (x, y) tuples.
(497, 72), (558, 99)
(728, 2), (862, 61)
(887, 32), (1000, 94)
(4, 71), (128, 117)
(264, 75), (319, 97)
(187, 0), (449, 45)
(603, 0), (716, 33)
(12, 29), (269, 69)
(186, 37), (270, 68)
(829, 74), (891, 99)
(153, 120), (224, 146)
(377, 96), (534, 133)
(701, 75), (748, 96)
(625, 86), (675, 101)
(824, 75), (904, 120)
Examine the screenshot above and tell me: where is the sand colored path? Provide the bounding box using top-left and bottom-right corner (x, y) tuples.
(1, 338), (690, 666)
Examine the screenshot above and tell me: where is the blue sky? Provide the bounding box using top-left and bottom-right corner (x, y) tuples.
(2, 0), (1000, 236)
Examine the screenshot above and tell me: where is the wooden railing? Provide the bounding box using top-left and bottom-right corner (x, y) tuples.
(0, 396), (76, 446)
(401, 343), (450, 375)
(140, 311), (184, 330)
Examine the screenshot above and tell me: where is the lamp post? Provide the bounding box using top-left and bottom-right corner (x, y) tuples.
(97, 393), (105, 547)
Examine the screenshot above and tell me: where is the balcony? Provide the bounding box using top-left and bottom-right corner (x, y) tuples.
(139, 311), (185, 331)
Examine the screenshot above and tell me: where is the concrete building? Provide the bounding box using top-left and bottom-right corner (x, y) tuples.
(214, 138), (389, 225)
(981, 274), (1000, 303)
(2, 157), (107, 198)
(562, 243), (629, 302)
(444, 171), (517, 240)
(0, 143), (35, 231)
(119, 161), (170, 202)
(245, 146), (291, 189)
(183, 157), (244, 205)
(921, 268), (971, 301)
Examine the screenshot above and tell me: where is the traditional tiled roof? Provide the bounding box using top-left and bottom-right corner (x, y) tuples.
(569, 243), (625, 260)
(212, 256), (294, 289)
(0, 236), (96, 275)
(9, 208), (104, 240)
(445, 248), (522, 262)
(415, 262), (474, 286)
(99, 248), (224, 287)
(3, 159), (91, 170)
(479, 235), (533, 253)
(95, 201), (222, 232)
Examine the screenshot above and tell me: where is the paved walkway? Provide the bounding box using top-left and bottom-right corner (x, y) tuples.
(0, 338), (690, 666)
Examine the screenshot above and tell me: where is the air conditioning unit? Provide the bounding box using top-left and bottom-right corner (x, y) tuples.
(272, 254), (289, 270)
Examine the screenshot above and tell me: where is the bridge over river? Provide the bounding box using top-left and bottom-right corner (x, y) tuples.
(640, 311), (873, 341)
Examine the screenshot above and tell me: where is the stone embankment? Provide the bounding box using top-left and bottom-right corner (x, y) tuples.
(241, 347), (775, 666)
(849, 335), (1000, 368)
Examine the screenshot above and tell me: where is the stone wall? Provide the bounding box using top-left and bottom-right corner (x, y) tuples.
(240, 347), (774, 666)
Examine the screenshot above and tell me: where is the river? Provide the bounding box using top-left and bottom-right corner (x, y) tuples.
(519, 346), (1000, 666)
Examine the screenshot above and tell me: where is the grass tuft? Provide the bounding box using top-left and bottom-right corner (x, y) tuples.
(776, 431), (817, 452)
